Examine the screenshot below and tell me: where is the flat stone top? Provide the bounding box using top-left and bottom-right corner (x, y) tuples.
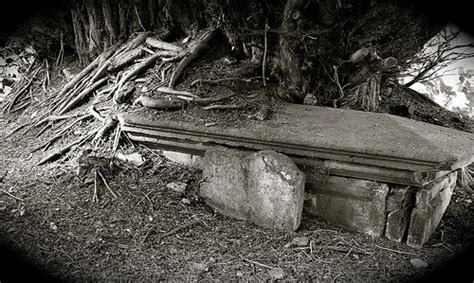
(119, 103), (474, 172)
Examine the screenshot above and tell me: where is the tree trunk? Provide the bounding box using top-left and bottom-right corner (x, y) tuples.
(278, 0), (306, 102)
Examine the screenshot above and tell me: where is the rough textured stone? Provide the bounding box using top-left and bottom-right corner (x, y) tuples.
(305, 173), (389, 237)
(407, 172), (457, 248)
(162, 150), (202, 168)
(199, 148), (305, 231)
(385, 186), (416, 242)
(200, 148), (249, 220)
(246, 151), (305, 231)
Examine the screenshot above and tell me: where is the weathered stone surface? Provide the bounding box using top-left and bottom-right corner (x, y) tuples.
(200, 148), (249, 220)
(162, 150), (202, 168)
(407, 172), (457, 248)
(385, 186), (416, 242)
(199, 148), (305, 231)
(246, 151), (305, 231)
(305, 173), (389, 237)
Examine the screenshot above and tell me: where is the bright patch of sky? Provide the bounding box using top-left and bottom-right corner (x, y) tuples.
(400, 25), (474, 118)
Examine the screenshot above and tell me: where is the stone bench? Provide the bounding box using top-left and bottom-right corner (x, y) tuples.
(118, 103), (474, 247)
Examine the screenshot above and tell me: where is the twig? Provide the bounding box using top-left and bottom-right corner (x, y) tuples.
(134, 4), (146, 32)
(0, 188), (24, 202)
(32, 114), (92, 152)
(202, 104), (245, 110)
(36, 128), (98, 166)
(156, 86), (200, 99)
(374, 244), (418, 256)
(158, 220), (199, 240)
(89, 105), (105, 122)
(242, 257), (274, 269)
(146, 37), (183, 53)
(58, 77), (108, 115)
(262, 18), (269, 87)
(190, 76), (261, 87)
(323, 245), (372, 255)
(177, 91), (236, 104)
(93, 169), (99, 203)
(333, 65), (345, 98)
(97, 169), (118, 199)
(6, 122), (29, 138)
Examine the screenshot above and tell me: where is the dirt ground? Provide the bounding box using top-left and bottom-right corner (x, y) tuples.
(1, 45), (474, 282)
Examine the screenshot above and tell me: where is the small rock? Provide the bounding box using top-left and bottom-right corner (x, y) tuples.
(189, 262), (209, 272)
(167, 182), (187, 193)
(289, 236), (309, 247)
(50, 222), (58, 232)
(205, 122), (218, 127)
(182, 198), (191, 204)
(115, 151), (145, 166)
(268, 267), (285, 279)
(303, 93), (318, 106)
(410, 258), (429, 269)
(236, 271), (244, 277)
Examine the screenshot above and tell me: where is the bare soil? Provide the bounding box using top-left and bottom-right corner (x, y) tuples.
(1, 52), (474, 282)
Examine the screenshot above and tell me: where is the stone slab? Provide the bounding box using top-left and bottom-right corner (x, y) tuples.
(304, 173), (389, 237)
(407, 172), (457, 247)
(200, 148), (305, 231)
(118, 103), (474, 174)
(385, 186), (416, 242)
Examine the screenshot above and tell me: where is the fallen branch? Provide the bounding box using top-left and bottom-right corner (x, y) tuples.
(5, 66), (41, 112)
(133, 96), (186, 110)
(108, 48), (144, 72)
(58, 77), (108, 115)
(112, 52), (164, 102)
(34, 113), (83, 128)
(6, 123), (29, 138)
(93, 115), (118, 143)
(190, 76), (261, 87)
(93, 169), (99, 203)
(202, 104), (245, 110)
(97, 169), (118, 199)
(32, 114), (92, 152)
(158, 220), (199, 240)
(36, 129), (98, 166)
(242, 257), (274, 269)
(0, 188), (24, 202)
(89, 105), (105, 122)
(177, 91), (236, 104)
(169, 29), (217, 87)
(262, 19), (269, 87)
(156, 86), (200, 99)
(146, 37), (184, 53)
(57, 47), (116, 102)
(374, 244), (417, 256)
(113, 82), (136, 104)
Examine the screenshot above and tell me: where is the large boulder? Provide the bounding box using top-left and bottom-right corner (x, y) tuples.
(200, 148), (305, 231)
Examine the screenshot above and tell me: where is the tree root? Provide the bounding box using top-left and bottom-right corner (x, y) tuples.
(169, 29), (218, 88)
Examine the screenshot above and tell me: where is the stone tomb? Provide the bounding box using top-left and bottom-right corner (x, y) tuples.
(118, 103), (474, 247)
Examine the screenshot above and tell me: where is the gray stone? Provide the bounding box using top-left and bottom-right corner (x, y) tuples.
(385, 186), (416, 242)
(246, 150), (305, 231)
(268, 267), (285, 279)
(166, 182), (187, 193)
(305, 174), (389, 237)
(162, 150), (202, 168)
(200, 148), (249, 221)
(199, 148), (305, 231)
(410, 258), (429, 269)
(288, 236), (309, 247)
(407, 172), (457, 248)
